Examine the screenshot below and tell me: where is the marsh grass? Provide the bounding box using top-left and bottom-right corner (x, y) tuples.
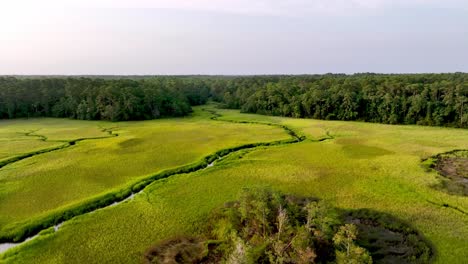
(1, 107), (467, 263)
(0, 111), (290, 243)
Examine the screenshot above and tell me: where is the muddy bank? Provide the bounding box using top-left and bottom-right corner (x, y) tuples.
(345, 209), (433, 264)
(426, 150), (468, 196)
(0, 223), (63, 254)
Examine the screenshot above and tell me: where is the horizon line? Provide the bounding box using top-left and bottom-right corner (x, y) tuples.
(1, 72), (467, 77)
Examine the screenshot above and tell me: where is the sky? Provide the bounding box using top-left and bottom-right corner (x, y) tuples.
(0, 0), (467, 75)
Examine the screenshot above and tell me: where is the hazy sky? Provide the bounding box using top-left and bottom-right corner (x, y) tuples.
(1, 0), (467, 75)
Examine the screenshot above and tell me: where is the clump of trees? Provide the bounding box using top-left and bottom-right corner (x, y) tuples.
(146, 188), (433, 263)
(205, 188), (372, 263)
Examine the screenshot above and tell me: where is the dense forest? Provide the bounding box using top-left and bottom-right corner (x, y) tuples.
(0, 74), (467, 127)
(0, 77), (210, 121)
(211, 73), (468, 128)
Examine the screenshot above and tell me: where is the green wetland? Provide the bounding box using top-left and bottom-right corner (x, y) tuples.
(0, 106), (467, 263)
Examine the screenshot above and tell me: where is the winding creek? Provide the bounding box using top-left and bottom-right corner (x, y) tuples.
(0, 127), (118, 169)
(1, 109), (465, 257)
(0, 161), (220, 254)
(0, 110), (305, 255)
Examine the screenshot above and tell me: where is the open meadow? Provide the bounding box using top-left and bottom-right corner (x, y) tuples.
(0, 106), (466, 263)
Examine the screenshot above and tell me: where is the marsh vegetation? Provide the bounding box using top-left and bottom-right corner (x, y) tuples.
(0, 76), (466, 263)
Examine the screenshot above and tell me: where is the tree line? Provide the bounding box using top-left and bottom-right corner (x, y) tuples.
(0, 74), (467, 127)
(211, 73), (468, 128)
(0, 77), (209, 121)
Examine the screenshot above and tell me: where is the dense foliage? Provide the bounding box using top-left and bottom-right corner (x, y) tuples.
(0, 77), (210, 121)
(144, 188), (432, 264)
(1, 74), (467, 126)
(211, 74), (468, 128)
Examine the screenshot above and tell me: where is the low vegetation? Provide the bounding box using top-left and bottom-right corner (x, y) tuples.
(0, 109), (289, 242)
(0, 118), (108, 165)
(0, 107), (466, 264)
